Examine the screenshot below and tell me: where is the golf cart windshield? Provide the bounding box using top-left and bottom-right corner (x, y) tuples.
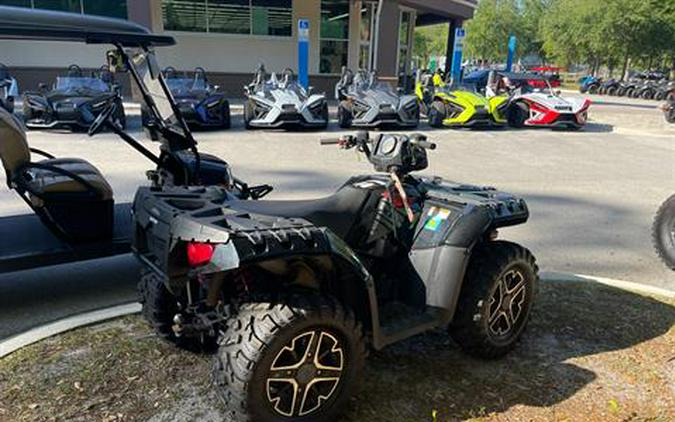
(130, 50), (177, 124)
(55, 76), (109, 92)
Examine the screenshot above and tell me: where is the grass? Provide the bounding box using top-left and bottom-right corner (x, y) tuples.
(1, 280), (673, 422)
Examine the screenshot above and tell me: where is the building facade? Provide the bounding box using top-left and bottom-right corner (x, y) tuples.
(0, 0), (476, 96)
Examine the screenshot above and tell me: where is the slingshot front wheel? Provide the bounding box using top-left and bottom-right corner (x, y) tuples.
(337, 101), (353, 129)
(428, 100), (446, 128)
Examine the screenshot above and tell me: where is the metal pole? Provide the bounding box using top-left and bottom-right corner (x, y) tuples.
(372, 0), (384, 70)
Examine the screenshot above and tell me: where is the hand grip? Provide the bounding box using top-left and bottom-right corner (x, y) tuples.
(319, 138), (342, 145)
(415, 140), (437, 150)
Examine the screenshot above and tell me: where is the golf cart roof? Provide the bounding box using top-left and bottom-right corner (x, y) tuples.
(498, 72), (548, 82)
(0, 6), (175, 47)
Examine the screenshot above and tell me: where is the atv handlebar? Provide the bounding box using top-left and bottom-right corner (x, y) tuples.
(320, 132), (436, 150)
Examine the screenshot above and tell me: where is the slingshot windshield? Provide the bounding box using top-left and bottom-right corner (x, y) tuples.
(165, 77), (208, 95)
(55, 77), (109, 93)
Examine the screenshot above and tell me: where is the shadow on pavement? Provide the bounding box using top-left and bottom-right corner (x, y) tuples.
(579, 122), (614, 133)
(347, 280), (675, 421)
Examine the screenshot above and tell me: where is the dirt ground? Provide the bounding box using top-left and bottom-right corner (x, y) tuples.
(0, 280), (673, 422)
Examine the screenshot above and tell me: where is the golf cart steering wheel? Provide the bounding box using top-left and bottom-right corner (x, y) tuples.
(88, 101), (117, 137)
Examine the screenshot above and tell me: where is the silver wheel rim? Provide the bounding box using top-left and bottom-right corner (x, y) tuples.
(487, 269), (528, 338)
(266, 330), (344, 418)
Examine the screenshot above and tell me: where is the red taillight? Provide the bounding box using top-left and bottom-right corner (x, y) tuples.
(187, 242), (215, 267)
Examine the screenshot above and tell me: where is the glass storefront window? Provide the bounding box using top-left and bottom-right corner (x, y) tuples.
(320, 40), (348, 74)
(163, 0), (207, 32)
(252, 0), (292, 36)
(208, 0), (250, 34)
(320, 0), (349, 74)
(33, 0), (81, 13)
(0, 0), (127, 18)
(320, 0), (349, 40)
(0, 0), (32, 7)
(82, 0), (126, 19)
(398, 10), (415, 75)
(162, 0), (292, 37)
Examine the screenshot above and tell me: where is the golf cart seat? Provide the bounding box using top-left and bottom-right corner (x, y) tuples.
(0, 107), (113, 241)
(230, 184), (372, 241)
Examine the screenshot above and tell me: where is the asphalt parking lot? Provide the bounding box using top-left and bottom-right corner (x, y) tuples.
(0, 93), (673, 338)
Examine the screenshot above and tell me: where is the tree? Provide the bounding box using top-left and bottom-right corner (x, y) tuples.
(464, 0), (523, 62)
(414, 24), (449, 68)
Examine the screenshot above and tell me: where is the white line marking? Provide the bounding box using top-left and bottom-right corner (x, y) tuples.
(541, 272), (675, 299)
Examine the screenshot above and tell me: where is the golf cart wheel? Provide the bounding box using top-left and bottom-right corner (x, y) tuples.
(138, 270), (217, 352)
(213, 294), (366, 422)
(449, 241), (538, 359)
(507, 102), (528, 128)
(428, 100), (446, 128)
(244, 99), (255, 130)
(652, 194), (675, 269)
(221, 101), (231, 129)
(654, 91), (666, 101)
(337, 101), (353, 128)
(588, 85), (598, 95)
(607, 87), (617, 96)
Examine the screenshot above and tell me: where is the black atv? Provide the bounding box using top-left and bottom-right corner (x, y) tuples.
(133, 131), (538, 421)
(599, 78), (619, 95)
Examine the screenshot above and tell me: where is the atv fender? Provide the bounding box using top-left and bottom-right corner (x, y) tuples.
(408, 179), (529, 325)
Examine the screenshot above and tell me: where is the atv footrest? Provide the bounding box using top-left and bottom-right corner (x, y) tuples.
(374, 303), (444, 349)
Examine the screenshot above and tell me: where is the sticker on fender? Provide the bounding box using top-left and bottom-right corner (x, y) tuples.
(424, 207), (451, 232)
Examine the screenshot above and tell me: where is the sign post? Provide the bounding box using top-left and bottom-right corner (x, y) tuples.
(298, 19), (310, 89)
(450, 27), (465, 83)
(506, 35), (517, 72)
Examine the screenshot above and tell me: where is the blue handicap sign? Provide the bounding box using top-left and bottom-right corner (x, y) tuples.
(298, 19), (310, 88)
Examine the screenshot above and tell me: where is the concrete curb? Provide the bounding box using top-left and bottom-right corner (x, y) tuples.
(541, 272), (675, 299)
(0, 302), (141, 359)
(1, 273), (672, 359)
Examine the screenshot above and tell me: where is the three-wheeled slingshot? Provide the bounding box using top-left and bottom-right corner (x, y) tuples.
(0, 6), (270, 274)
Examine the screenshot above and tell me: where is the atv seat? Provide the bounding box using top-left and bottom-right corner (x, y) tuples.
(0, 107), (113, 241)
(230, 185), (372, 241)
